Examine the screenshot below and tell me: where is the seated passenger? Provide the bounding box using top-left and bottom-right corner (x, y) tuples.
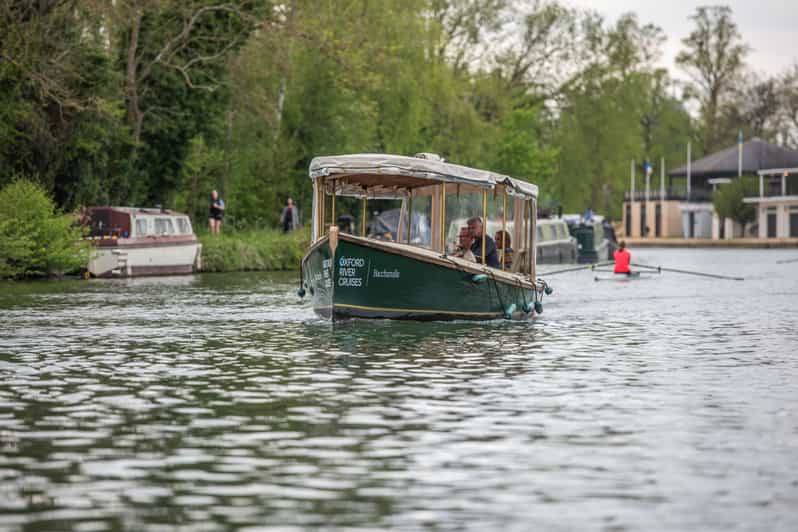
(467, 217), (500, 268)
(494, 230), (513, 269)
(453, 226), (476, 262)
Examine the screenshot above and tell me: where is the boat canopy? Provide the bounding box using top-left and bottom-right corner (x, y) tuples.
(309, 154), (538, 199)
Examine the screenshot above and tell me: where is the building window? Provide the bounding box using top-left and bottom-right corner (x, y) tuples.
(655, 203), (661, 237)
(625, 204), (631, 237)
(640, 204), (647, 237)
(767, 208), (777, 238)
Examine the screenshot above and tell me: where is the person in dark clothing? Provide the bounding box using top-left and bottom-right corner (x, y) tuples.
(467, 217), (500, 268)
(208, 189), (225, 235)
(280, 197), (299, 233)
(494, 230), (513, 269)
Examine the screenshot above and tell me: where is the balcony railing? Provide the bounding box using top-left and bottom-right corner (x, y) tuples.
(623, 188), (713, 202)
(745, 176), (798, 198)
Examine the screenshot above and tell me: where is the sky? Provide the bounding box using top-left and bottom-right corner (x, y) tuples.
(566, 0), (798, 78)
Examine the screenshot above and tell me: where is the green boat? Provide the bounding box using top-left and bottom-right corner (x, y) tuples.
(299, 154), (551, 321)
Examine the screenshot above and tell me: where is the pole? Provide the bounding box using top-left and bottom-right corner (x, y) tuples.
(361, 196), (367, 237)
(407, 192), (413, 243)
(660, 157), (665, 200)
(738, 131), (743, 178)
(481, 189), (487, 265)
(687, 142), (692, 200)
(501, 190), (507, 271)
(441, 183), (447, 254)
(527, 200), (533, 276)
(631, 262), (743, 281)
(630, 159), (635, 204)
(319, 182), (326, 236)
(538, 261), (615, 277)
(330, 180), (336, 229)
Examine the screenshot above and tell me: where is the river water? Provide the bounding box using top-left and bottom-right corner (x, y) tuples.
(1, 248), (797, 531)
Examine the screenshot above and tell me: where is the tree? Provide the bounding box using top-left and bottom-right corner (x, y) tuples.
(0, 0), (136, 210)
(0, 179), (90, 278)
(676, 6), (749, 154)
(713, 179), (756, 234)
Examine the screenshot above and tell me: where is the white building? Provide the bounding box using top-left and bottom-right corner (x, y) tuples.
(744, 168), (798, 238)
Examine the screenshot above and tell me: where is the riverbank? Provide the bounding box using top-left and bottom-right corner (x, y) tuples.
(198, 228), (309, 272)
(625, 237), (798, 248)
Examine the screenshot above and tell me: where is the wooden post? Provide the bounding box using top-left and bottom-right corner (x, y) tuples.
(319, 181), (326, 236)
(530, 199), (537, 279)
(481, 189), (487, 264)
(407, 191), (413, 243)
(361, 196), (367, 237)
(441, 183), (447, 254)
(330, 180), (336, 229)
(501, 189), (507, 271)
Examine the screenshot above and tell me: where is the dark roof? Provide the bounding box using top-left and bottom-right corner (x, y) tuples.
(669, 138), (798, 178)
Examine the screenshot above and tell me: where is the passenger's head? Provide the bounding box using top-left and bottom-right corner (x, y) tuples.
(495, 230), (511, 249)
(466, 217), (483, 238)
(458, 226), (472, 246)
(211, 189), (218, 200)
(287, 197), (293, 206)
(619, 240), (626, 250)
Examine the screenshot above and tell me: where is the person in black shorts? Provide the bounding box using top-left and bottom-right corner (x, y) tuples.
(209, 189), (225, 235)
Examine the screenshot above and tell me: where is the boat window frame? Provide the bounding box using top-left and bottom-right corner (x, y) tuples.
(154, 217), (176, 235)
(135, 217), (149, 236)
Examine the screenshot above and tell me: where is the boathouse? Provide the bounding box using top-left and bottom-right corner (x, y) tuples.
(745, 167), (798, 238)
(622, 138), (798, 239)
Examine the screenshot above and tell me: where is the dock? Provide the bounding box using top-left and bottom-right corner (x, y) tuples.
(624, 238), (798, 248)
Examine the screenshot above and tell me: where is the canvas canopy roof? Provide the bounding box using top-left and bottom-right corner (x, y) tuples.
(309, 153), (538, 199)
(669, 138), (798, 179)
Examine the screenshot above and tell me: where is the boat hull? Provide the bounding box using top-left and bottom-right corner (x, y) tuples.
(302, 235), (540, 321)
(89, 239), (200, 278)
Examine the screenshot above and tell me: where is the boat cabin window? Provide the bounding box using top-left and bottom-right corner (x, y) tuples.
(135, 218), (149, 236)
(594, 223), (605, 242)
(154, 218), (175, 235)
(176, 217), (191, 234)
(536, 226), (544, 241)
(555, 223), (569, 240)
(313, 176), (536, 275)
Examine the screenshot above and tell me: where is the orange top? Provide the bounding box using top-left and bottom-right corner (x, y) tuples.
(614, 248), (631, 273)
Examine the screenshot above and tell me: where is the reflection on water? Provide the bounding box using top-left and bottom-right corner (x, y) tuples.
(1, 249), (798, 531)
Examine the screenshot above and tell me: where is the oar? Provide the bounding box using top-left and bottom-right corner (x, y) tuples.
(631, 262), (743, 281)
(538, 261), (614, 277)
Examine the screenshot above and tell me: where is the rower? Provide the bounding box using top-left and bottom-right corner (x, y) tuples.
(613, 240), (631, 275)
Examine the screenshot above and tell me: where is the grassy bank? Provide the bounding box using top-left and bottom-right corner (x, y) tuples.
(198, 228), (309, 272)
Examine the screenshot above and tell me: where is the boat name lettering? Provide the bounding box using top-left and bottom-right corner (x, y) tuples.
(373, 269), (400, 279)
(322, 259), (333, 269)
(339, 257), (365, 267)
(338, 277), (362, 287)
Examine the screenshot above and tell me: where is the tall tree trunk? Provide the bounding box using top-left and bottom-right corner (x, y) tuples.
(126, 3), (143, 144)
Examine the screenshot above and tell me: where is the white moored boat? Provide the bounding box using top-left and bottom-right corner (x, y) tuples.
(86, 207), (201, 277)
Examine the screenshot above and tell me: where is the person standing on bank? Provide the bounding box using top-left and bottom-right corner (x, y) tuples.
(467, 217), (500, 268)
(209, 189), (225, 235)
(280, 197), (299, 233)
(613, 240), (632, 275)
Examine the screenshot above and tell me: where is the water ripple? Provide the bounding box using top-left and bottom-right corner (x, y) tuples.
(1, 254), (798, 531)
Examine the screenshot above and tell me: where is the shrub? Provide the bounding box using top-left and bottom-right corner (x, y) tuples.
(713, 178), (756, 228)
(0, 179), (90, 278)
(198, 228), (309, 272)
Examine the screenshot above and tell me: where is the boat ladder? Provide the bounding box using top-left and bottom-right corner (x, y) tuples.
(111, 250), (131, 277)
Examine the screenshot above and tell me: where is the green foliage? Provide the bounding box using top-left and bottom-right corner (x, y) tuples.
(713, 178), (757, 227)
(1, 0), (780, 236)
(0, 179), (89, 279)
(199, 228), (310, 272)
